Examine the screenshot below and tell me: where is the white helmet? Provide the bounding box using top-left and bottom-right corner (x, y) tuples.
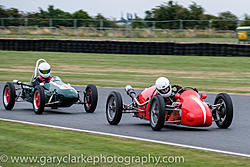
(155, 77), (172, 98)
(38, 62), (51, 78)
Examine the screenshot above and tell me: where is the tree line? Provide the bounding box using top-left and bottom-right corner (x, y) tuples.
(1, 1), (250, 30)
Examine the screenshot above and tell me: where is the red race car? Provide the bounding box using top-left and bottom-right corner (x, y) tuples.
(106, 85), (233, 131)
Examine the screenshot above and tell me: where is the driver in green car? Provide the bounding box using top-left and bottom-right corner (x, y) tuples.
(33, 62), (53, 86)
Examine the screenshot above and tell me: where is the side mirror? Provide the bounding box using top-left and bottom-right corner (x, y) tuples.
(201, 93), (207, 99)
(175, 93), (181, 100)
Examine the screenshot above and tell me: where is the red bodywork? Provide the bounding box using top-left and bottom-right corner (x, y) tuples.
(135, 86), (213, 127)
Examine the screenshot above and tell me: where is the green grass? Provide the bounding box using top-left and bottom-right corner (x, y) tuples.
(1, 51), (250, 93)
(0, 34), (238, 43)
(0, 120), (249, 167)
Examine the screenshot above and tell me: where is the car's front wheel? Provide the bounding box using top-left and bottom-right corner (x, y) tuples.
(33, 85), (45, 115)
(106, 91), (123, 125)
(213, 93), (233, 129)
(84, 84), (98, 113)
(149, 95), (166, 131)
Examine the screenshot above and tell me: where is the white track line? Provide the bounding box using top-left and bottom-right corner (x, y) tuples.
(1, 118), (249, 158)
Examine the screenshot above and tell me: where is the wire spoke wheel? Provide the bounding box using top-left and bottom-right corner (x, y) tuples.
(105, 91), (123, 125)
(151, 102), (159, 127)
(107, 96), (116, 120)
(84, 84), (98, 113)
(149, 95), (166, 131)
(215, 99), (226, 125)
(213, 93), (233, 129)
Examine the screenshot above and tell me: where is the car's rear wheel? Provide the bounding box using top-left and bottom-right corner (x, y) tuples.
(3, 82), (16, 110)
(33, 85), (45, 115)
(149, 95), (166, 131)
(213, 93), (233, 129)
(84, 84), (98, 113)
(106, 91), (123, 125)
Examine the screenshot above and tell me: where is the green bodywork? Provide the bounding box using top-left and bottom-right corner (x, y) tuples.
(22, 76), (79, 107)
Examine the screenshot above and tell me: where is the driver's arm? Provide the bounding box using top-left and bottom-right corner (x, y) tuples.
(33, 77), (41, 86)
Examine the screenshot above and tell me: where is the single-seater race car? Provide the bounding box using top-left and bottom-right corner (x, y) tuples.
(2, 59), (98, 114)
(106, 85), (233, 131)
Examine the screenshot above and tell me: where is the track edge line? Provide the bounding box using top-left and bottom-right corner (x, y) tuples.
(0, 117), (249, 158)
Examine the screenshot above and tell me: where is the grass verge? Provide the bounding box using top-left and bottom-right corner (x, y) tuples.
(0, 120), (249, 167)
(0, 51), (250, 93)
(0, 35), (238, 43)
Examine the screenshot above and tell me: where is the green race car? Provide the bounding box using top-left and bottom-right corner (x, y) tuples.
(2, 59), (98, 114)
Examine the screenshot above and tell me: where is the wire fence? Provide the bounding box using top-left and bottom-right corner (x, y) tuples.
(0, 18), (245, 39)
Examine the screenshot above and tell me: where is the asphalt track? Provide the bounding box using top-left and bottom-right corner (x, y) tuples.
(1, 82), (250, 156)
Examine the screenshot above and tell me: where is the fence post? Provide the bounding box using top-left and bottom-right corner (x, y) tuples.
(237, 20), (241, 27)
(179, 19), (183, 30)
(49, 19), (53, 28)
(19, 25), (23, 36)
(99, 19), (103, 37)
(24, 18), (28, 29)
(129, 21), (133, 38)
(74, 19), (77, 35)
(152, 21), (156, 36)
(209, 20), (213, 38)
(100, 19), (103, 30)
(209, 20), (212, 31)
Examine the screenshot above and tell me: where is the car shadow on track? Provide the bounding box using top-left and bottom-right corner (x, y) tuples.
(0, 108), (90, 115)
(1, 108), (34, 113)
(164, 124), (209, 131)
(45, 110), (93, 115)
(133, 123), (209, 131)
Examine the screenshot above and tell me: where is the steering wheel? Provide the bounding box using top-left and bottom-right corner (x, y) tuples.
(172, 85), (182, 93)
(176, 86), (198, 94)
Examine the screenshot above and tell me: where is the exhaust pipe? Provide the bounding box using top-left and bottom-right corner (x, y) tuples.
(125, 85), (136, 98)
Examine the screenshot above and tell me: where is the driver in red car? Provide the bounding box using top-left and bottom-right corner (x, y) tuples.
(33, 62), (53, 86)
(155, 77), (181, 120)
(155, 77), (182, 103)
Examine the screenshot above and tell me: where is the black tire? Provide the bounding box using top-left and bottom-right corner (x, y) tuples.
(213, 93), (233, 129)
(33, 85), (45, 115)
(149, 95), (166, 131)
(106, 91), (123, 125)
(84, 84), (98, 113)
(2, 82), (16, 110)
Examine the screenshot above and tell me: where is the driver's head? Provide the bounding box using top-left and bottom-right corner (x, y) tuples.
(155, 77), (172, 98)
(38, 62), (51, 78)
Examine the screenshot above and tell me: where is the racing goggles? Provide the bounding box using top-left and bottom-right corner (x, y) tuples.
(39, 69), (50, 74)
(160, 86), (171, 94)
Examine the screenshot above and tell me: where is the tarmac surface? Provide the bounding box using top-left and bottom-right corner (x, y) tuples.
(1, 82), (250, 155)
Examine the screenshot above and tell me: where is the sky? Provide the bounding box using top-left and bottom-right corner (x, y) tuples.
(1, 0), (249, 19)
